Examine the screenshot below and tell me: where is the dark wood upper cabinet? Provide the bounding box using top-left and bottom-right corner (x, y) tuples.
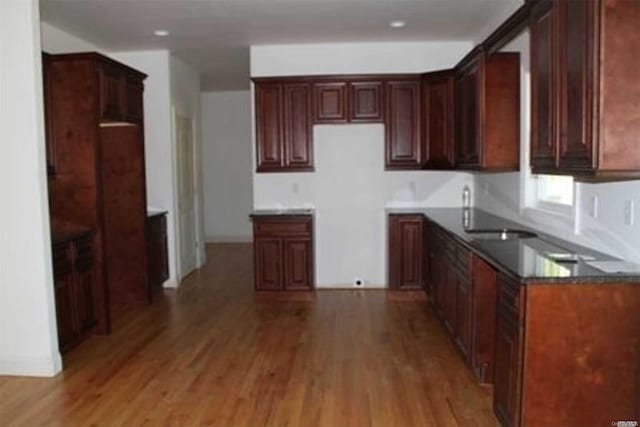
(455, 51), (520, 171)
(388, 214), (424, 290)
(530, 0), (557, 171)
(125, 75), (144, 123)
(283, 83), (313, 170)
(349, 81), (384, 122)
(422, 70), (455, 169)
(255, 83), (284, 171)
(385, 79), (422, 170)
(254, 80), (313, 172)
(313, 81), (347, 123)
(531, 0), (640, 180)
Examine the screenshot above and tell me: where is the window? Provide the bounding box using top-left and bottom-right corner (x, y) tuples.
(536, 174), (574, 206)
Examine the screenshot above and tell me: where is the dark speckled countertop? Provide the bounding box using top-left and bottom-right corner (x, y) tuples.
(387, 207), (640, 284)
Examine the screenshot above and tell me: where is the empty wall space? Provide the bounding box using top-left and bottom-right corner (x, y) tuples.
(251, 42), (476, 287)
(201, 91), (254, 242)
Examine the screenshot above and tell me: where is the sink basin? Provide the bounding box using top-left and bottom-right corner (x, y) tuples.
(465, 228), (538, 241)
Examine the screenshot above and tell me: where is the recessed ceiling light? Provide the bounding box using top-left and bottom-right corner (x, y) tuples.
(154, 30), (169, 37)
(389, 20), (406, 29)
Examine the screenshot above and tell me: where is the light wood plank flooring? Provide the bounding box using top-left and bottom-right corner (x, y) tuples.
(0, 243), (499, 426)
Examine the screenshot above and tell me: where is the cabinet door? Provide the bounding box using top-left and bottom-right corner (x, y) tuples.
(283, 238), (313, 290)
(255, 83), (284, 171)
(385, 80), (422, 169)
(254, 238), (283, 290)
(455, 62), (481, 168)
(350, 81), (383, 122)
(314, 82), (347, 123)
(283, 83), (313, 170)
(455, 273), (471, 361)
(52, 242), (77, 350)
(422, 71), (455, 169)
(557, 0), (596, 171)
(470, 254), (498, 384)
(442, 263), (457, 334)
(125, 75), (144, 123)
(530, 0), (558, 172)
(99, 63), (124, 122)
(388, 215), (423, 290)
(73, 235), (96, 334)
(431, 253), (445, 318)
(494, 311), (521, 427)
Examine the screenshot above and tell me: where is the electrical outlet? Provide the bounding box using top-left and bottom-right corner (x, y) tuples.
(590, 195), (599, 218)
(292, 182), (299, 194)
(624, 200), (634, 226)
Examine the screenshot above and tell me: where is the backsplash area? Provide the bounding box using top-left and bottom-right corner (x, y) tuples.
(475, 173), (640, 263)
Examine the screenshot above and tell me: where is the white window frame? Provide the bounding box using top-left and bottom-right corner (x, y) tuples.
(522, 173), (579, 234)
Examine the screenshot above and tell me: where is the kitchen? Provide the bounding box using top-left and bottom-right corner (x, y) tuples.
(1, 0), (640, 425)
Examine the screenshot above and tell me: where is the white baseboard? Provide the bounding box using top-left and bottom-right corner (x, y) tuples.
(315, 283), (386, 289)
(205, 235), (252, 243)
(162, 278), (180, 289)
(0, 353), (62, 377)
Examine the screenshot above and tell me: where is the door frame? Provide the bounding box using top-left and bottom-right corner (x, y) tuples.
(171, 106), (203, 282)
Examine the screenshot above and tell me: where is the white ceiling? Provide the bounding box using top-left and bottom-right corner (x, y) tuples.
(40, 0), (521, 91)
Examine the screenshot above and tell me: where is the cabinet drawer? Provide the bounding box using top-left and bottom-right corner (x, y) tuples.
(253, 216), (313, 237)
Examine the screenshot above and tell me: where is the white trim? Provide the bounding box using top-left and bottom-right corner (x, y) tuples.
(0, 353), (62, 377)
(162, 278), (180, 289)
(205, 235), (253, 243)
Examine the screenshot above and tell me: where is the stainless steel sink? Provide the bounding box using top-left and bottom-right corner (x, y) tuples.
(465, 228), (538, 240)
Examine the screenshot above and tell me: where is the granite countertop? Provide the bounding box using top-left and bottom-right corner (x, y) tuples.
(51, 220), (93, 243)
(387, 207), (640, 284)
(250, 208), (315, 217)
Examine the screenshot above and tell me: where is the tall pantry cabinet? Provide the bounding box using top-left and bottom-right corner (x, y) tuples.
(45, 52), (150, 334)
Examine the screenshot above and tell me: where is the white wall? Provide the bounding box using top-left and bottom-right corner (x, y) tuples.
(474, 31), (640, 263)
(251, 41), (475, 287)
(170, 55), (206, 269)
(40, 21), (105, 53)
(201, 91), (253, 242)
(251, 41), (473, 77)
(0, 0), (61, 376)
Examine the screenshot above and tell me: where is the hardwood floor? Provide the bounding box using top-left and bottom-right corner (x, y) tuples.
(0, 243), (499, 426)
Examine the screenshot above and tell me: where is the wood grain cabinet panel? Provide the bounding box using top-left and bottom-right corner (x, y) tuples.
(147, 213), (169, 293)
(422, 70), (455, 169)
(388, 214), (424, 290)
(349, 81), (384, 122)
(125, 75), (144, 123)
(531, 0), (640, 179)
(42, 53), (57, 176)
(252, 215), (314, 291)
(283, 83), (313, 170)
(385, 80), (422, 169)
(454, 52), (520, 171)
(470, 254), (498, 384)
(254, 238), (284, 290)
(530, 0), (557, 171)
(99, 62), (125, 122)
(51, 231), (97, 353)
(255, 83), (284, 171)
(283, 238), (313, 290)
(313, 82), (347, 123)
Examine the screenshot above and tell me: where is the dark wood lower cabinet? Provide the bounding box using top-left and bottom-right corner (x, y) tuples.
(252, 215), (314, 291)
(146, 212), (169, 293)
(51, 227), (97, 353)
(388, 214), (424, 290)
(424, 220), (499, 383)
(493, 274), (523, 427)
